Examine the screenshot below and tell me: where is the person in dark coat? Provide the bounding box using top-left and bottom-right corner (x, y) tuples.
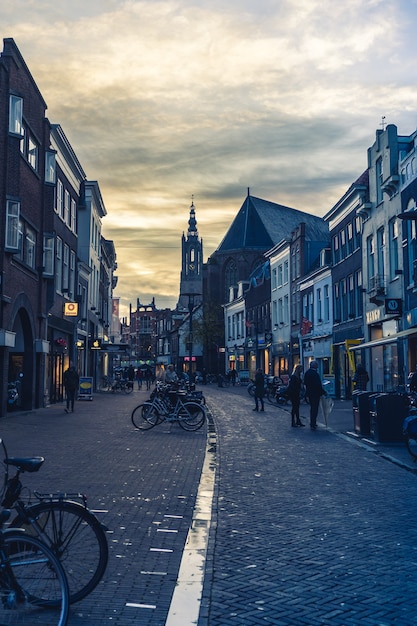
(409, 366), (417, 393)
(253, 368), (265, 412)
(63, 362), (79, 413)
(352, 363), (369, 391)
(287, 364), (304, 428)
(303, 360), (326, 430)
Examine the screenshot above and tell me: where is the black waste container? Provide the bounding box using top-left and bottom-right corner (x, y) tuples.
(352, 391), (373, 436)
(370, 393), (409, 442)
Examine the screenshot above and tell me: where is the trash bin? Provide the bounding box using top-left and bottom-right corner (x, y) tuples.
(352, 390), (373, 436)
(370, 393), (409, 442)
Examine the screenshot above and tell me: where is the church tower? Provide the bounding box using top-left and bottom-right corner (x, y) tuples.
(177, 199), (203, 310)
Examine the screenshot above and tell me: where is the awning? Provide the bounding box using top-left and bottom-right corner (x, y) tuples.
(349, 327), (417, 351)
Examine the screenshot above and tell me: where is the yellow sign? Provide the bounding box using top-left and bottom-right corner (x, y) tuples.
(64, 302), (78, 317)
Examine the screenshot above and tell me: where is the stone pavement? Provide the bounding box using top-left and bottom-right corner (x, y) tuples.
(1, 385), (417, 625)
(199, 385), (417, 625)
(0, 388), (207, 625)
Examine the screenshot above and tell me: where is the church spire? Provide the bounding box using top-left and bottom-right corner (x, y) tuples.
(188, 197), (198, 237)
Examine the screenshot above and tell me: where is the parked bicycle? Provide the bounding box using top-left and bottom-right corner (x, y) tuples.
(131, 383), (206, 431)
(1, 439), (109, 604)
(0, 507), (69, 625)
(111, 378), (133, 393)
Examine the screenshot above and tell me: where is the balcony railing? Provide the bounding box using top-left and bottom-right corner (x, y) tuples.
(368, 275), (386, 295)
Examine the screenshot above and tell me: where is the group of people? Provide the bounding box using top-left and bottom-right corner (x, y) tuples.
(253, 360), (369, 430)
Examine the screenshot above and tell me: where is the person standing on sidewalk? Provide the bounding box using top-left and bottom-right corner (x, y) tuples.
(303, 360), (326, 430)
(253, 368), (265, 412)
(63, 362), (79, 414)
(287, 364), (305, 427)
(352, 363), (369, 391)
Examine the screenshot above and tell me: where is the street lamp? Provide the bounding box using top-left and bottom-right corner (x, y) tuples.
(183, 292), (201, 380)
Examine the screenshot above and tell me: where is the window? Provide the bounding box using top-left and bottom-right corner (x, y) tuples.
(284, 294), (289, 324)
(5, 200), (20, 250)
(354, 217), (362, 248)
(56, 237), (63, 293)
(43, 234), (55, 276)
(340, 278), (347, 322)
(389, 218), (399, 280)
(272, 268), (277, 290)
(277, 264), (283, 287)
(376, 157), (383, 204)
(20, 128), (39, 171)
(377, 227), (385, 279)
(333, 282), (341, 322)
(14, 219), (36, 269)
(56, 180), (64, 217)
(278, 298), (283, 324)
(28, 135), (38, 170)
(45, 152), (56, 184)
(347, 222), (353, 255)
(340, 229), (346, 259)
(64, 191), (70, 226)
(63, 244), (69, 292)
(9, 95), (23, 135)
(316, 288), (322, 321)
(24, 225), (36, 268)
(355, 270), (363, 317)
(367, 235), (375, 282)
(283, 260), (289, 284)
(332, 234), (340, 264)
(324, 285), (330, 322)
(348, 275), (355, 318)
(69, 250), (76, 298)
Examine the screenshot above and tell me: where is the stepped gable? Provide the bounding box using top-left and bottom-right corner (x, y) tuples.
(216, 194), (328, 253)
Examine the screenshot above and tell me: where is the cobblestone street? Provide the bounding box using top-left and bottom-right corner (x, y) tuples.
(1, 384), (417, 625)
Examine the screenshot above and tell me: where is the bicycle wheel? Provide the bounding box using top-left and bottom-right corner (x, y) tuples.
(131, 402), (161, 430)
(178, 402), (206, 431)
(405, 434), (417, 460)
(0, 529), (69, 625)
(11, 500), (108, 604)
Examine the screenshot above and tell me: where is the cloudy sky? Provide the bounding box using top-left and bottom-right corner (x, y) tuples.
(2, 0), (417, 317)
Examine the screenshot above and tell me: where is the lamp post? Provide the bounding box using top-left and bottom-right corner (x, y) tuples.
(183, 292), (200, 380)
(188, 293), (194, 379)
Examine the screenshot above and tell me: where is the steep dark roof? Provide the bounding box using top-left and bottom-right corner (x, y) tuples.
(216, 195), (328, 252)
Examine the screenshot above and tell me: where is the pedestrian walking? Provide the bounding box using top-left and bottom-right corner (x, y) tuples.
(230, 368), (237, 386)
(144, 367), (152, 390)
(136, 368), (143, 390)
(63, 362), (79, 413)
(287, 364), (305, 427)
(253, 368), (265, 412)
(352, 363), (369, 391)
(303, 360), (326, 430)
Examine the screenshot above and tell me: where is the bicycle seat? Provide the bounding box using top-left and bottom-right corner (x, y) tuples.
(5, 456), (44, 472)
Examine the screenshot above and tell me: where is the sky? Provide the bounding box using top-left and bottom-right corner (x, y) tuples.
(2, 0), (417, 318)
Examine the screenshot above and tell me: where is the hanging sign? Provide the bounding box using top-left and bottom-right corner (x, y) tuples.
(64, 302), (78, 317)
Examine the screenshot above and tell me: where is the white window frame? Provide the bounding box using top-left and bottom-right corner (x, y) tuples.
(45, 151), (56, 184)
(43, 234), (55, 277)
(5, 200), (20, 250)
(24, 225), (36, 269)
(9, 95), (23, 135)
(56, 237), (63, 293)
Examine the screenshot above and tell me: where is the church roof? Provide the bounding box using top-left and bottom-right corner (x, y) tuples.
(216, 194), (328, 253)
